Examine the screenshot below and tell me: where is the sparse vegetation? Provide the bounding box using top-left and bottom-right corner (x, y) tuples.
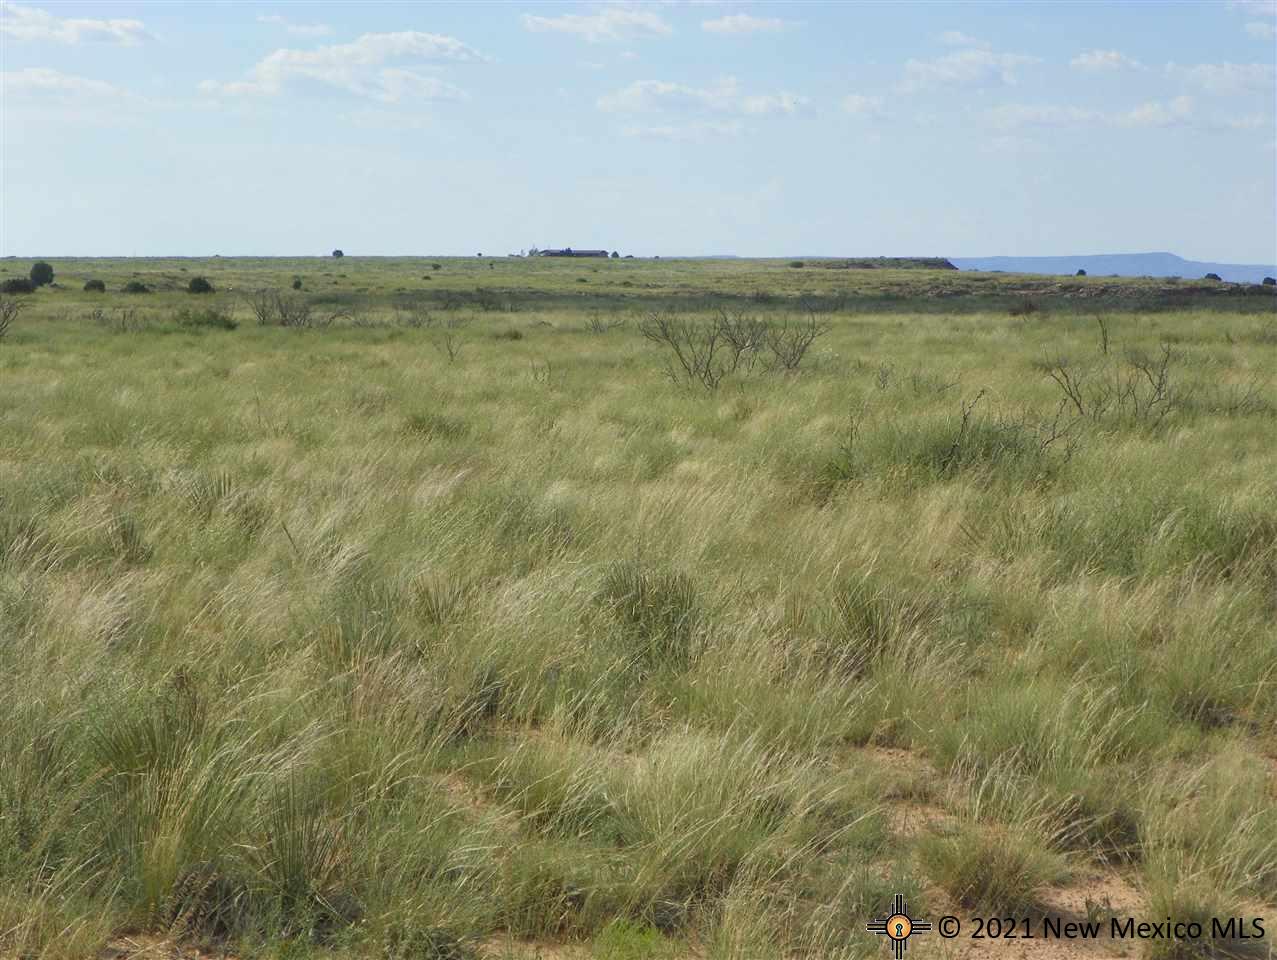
(0, 255), (1273, 960)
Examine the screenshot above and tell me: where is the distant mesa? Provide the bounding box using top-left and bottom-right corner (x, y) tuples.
(951, 252), (1277, 285)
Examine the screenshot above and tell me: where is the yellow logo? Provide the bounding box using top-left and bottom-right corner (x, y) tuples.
(867, 894), (932, 958)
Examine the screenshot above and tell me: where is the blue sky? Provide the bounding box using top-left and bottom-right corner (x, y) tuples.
(2, 1), (1274, 260)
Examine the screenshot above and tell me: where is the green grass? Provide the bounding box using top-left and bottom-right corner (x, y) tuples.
(0, 257), (1274, 958)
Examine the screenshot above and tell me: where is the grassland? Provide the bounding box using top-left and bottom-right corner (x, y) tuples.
(0, 256), (1274, 960)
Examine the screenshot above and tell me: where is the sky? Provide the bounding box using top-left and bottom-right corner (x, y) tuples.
(1, 1), (1275, 261)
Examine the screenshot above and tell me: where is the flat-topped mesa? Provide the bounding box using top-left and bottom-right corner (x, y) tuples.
(809, 257), (958, 270)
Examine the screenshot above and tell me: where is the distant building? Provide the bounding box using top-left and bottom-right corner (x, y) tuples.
(538, 248), (609, 258)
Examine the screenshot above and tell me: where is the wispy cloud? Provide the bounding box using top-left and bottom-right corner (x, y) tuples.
(983, 96), (1196, 130)
(842, 94), (886, 118)
(257, 14), (333, 38)
(521, 8), (671, 43)
(621, 120), (744, 141)
(1245, 21), (1277, 37)
(0, 1), (149, 45)
(1115, 96), (1195, 127)
(901, 49), (1039, 91)
(599, 76), (805, 115)
(1175, 61), (1276, 94)
(938, 30), (989, 49)
(1070, 49), (1143, 72)
(702, 14), (790, 35)
(200, 31), (483, 100)
(1, 66), (128, 98)
(1227, 0), (1277, 16)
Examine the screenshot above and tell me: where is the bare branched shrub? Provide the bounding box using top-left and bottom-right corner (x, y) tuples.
(714, 308), (769, 372)
(585, 311), (626, 334)
(765, 313), (828, 372)
(397, 298), (435, 328)
(244, 289), (278, 326)
(0, 295), (24, 340)
(1045, 344), (1187, 428)
(90, 306), (144, 333)
(639, 310), (729, 390)
(436, 332), (463, 363)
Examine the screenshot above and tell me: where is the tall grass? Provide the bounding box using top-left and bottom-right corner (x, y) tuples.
(0, 260), (1273, 956)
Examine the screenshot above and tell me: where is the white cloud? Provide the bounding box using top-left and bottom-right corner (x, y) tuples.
(521, 8), (671, 43)
(938, 30), (989, 49)
(375, 69), (467, 103)
(257, 14), (333, 38)
(598, 76), (805, 115)
(842, 94), (886, 117)
(1228, 0), (1277, 16)
(200, 31), (484, 99)
(1070, 49), (1143, 72)
(621, 120), (744, 141)
(741, 92), (807, 114)
(1245, 21), (1277, 37)
(901, 49), (1040, 91)
(0, 66), (126, 98)
(1177, 61), (1276, 94)
(984, 103), (1101, 129)
(1116, 95), (1194, 127)
(981, 96), (1197, 130)
(702, 14), (789, 34)
(0, 1), (149, 44)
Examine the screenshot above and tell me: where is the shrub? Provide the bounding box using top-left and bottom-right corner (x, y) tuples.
(1263, 277), (1275, 286)
(122, 281), (151, 294)
(1204, 273), (1222, 281)
(84, 279), (106, 292)
(432, 263), (442, 270)
(175, 307), (238, 330)
(292, 277), (303, 290)
(29, 261), (54, 288)
(1, 278), (35, 294)
(788, 260), (805, 269)
(187, 276), (214, 294)
(1076, 269), (1087, 276)
(611, 251), (620, 259)
(332, 249), (344, 258)
(0, 295), (24, 340)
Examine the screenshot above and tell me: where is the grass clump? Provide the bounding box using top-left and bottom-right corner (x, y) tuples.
(597, 560), (699, 668)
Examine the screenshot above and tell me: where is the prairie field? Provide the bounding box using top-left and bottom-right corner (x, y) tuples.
(0, 257), (1274, 960)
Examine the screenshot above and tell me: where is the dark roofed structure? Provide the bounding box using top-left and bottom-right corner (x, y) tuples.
(538, 248), (609, 258)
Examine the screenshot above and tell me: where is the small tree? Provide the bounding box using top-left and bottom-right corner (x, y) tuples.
(1204, 272), (1222, 281)
(188, 276), (215, 294)
(30, 261), (54, 287)
(332, 249), (344, 258)
(1076, 269), (1087, 277)
(1263, 277), (1275, 286)
(611, 251), (620, 259)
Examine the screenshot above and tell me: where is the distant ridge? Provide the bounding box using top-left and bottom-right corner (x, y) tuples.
(950, 252), (1276, 284)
